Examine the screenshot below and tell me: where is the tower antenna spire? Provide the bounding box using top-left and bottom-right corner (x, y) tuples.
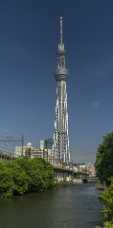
(53, 17), (70, 165)
(60, 16), (63, 45)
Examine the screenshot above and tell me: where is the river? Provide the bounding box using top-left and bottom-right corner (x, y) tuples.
(0, 183), (102, 228)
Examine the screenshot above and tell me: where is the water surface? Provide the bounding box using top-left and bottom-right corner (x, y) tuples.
(0, 183), (102, 228)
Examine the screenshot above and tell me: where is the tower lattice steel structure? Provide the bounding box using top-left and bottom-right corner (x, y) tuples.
(53, 17), (70, 165)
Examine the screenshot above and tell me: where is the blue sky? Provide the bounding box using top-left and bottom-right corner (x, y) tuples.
(0, 0), (113, 162)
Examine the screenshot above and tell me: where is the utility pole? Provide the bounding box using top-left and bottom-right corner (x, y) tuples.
(21, 135), (24, 157)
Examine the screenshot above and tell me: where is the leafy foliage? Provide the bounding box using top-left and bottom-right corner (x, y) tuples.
(100, 179), (113, 225)
(96, 132), (113, 185)
(0, 161), (14, 198)
(96, 133), (113, 227)
(0, 158), (54, 199)
(104, 221), (113, 228)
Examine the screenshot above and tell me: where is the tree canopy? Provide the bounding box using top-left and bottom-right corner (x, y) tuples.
(96, 132), (113, 185)
(0, 158), (54, 199)
(100, 178), (113, 227)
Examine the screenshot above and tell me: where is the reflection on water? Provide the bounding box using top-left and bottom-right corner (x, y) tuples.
(0, 183), (102, 228)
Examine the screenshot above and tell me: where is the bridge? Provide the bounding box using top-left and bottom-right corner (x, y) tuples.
(0, 149), (74, 182)
(0, 136), (23, 160)
(0, 150), (14, 160)
(0, 150), (96, 184)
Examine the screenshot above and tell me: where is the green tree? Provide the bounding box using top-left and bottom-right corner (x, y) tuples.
(25, 158), (54, 192)
(0, 161), (14, 198)
(11, 158), (54, 193)
(100, 178), (113, 226)
(104, 221), (113, 228)
(96, 132), (113, 185)
(0, 158), (54, 199)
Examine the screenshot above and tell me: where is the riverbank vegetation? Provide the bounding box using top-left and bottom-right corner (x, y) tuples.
(100, 179), (113, 227)
(96, 132), (113, 227)
(0, 158), (54, 199)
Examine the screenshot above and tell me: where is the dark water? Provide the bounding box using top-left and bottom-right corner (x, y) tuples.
(0, 183), (102, 228)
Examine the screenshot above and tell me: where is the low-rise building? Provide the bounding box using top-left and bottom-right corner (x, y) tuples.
(15, 142), (53, 163)
(15, 142), (33, 157)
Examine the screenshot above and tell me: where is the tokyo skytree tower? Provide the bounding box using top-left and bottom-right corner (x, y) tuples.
(53, 17), (70, 164)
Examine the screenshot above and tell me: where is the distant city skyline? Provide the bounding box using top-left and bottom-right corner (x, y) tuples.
(0, 0), (113, 162)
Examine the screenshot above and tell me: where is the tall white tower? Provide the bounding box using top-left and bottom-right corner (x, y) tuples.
(53, 17), (70, 165)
